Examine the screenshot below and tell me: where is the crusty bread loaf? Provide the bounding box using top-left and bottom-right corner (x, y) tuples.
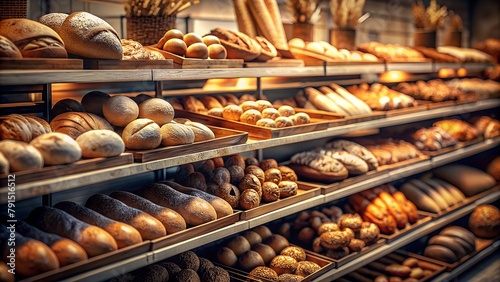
(0, 18), (67, 58)
(160, 122), (195, 146)
(121, 118), (162, 149)
(0, 35), (22, 58)
(102, 96), (139, 127)
(80, 90), (110, 117)
(142, 183), (217, 226)
(38, 12), (68, 33)
(76, 130), (125, 158)
(58, 11), (122, 59)
(433, 165), (496, 197)
(400, 182), (441, 213)
(28, 206), (118, 257)
(209, 28), (261, 61)
(54, 201), (143, 248)
(30, 132), (82, 165)
(185, 121), (215, 141)
(85, 193), (166, 240)
(16, 220), (88, 266)
(109, 191), (187, 234)
(0, 114), (50, 143)
(138, 98), (175, 126)
(50, 112), (113, 139)
(0, 140), (44, 172)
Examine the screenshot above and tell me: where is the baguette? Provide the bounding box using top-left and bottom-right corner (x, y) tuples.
(400, 182), (441, 213)
(319, 86), (359, 116)
(142, 183), (217, 226)
(304, 87), (348, 115)
(54, 201), (143, 248)
(109, 191), (186, 234)
(16, 220), (88, 266)
(160, 180), (233, 218)
(247, 0), (284, 51)
(28, 206), (117, 257)
(232, 0), (257, 37)
(433, 178), (466, 202)
(329, 83), (373, 114)
(420, 177), (457, 206)
(408, 179), (449, 210)
(263, 0), (289, 52)
(85, 194), (166, 240)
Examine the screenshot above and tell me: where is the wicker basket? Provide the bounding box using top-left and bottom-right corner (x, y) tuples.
(0, 0), (28, 21)
(126, 15), (176, 46)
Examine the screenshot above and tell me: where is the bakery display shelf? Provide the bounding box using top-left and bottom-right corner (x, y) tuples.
(324, 62), (386, 76)
(83, 58), (174, 70)
(432, 240), (500, 282)
(0, 69), (154, 85)
(145, 46), (244, 69)
(385, 62), (434, 73)
(0, 58), (83, 70)
(379, 214), (433, 243)
(431, 136), (500, 168)
(461, 62), (496, 73)
(312, 191), (498, 282)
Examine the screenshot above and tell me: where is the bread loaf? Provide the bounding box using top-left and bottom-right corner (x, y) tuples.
(16, 220), (88, 266)
(85, 193), (166, 240)
(0, 35), (22, 58)
(185, 121), (215, 141)
(76, 130), (125, 158)
(400, 182), (441, 213)
(0, 18), (67, 58)
(142, 183), (217, 226)
(160, 122), (195, 146)
(323, 140), (379, 170)
(0, 140), (44, 172)
(0, 226), (59, 277)
(0, 114), (50, 143)
(38, 12), (68, 33)
(50, 112), (113, 139)
(80, 90), (110, 117)
(122, 118), (162, 150)
(58, 11), (122, 59)
(30, 132), (82, 165)
(53, 201), (142, 248)
(109, 191), (187, 234)
(28, 206), (118, 257)
(433, 165), (496, 197)
(52, 99), (85, 118)
(209, 28), (261, 61)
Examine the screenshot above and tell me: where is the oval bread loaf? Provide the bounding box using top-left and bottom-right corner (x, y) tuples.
(54, 201), (142, 248)
(324, 140), (379, 170)
(0, 140), (44, 172)
(400, 182), (441, 213)
(160, 122), (195, 146)
(428, 235), (468, 258)
(28, 206), (118, 257)
(76, 129), (125, 158)
(85, 193), (166, 240)
(433, 165), (496, 197)
(142, 183), (217, 226)
(122, 118), (161, 149)
(109, 191), (187, 234)
(50, 112), (113, 139)
(408, 179), (449, 210)
(30, 132), (82, 165)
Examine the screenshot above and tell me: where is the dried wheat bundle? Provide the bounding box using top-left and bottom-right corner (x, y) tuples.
(330, 0), (366, 29)
(284, 0), (322, 24)
(412, 0), (447, 31)
(125, 0), (199, 17)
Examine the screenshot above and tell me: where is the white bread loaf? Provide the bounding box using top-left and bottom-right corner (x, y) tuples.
(160, 123), (195, 146)
(30, 132), (82, 165)
(122, 118), (161, 150)
(76, 130), (125, 158)
(0, 140), (43, 172)
(58, 11), (122, 59)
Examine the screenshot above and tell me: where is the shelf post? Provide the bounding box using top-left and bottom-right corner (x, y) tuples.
(42, 83), (52, 121)
(256, 77), (263, 99)
(154, 81), (164, 98)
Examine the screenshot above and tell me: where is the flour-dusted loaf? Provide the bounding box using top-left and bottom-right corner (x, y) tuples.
(121, 118), (162, 150)
(76, 130), (124, 158)
(0, 140), (44, 172)
(323, 140), (379, 170)
(289, 151), (349, 182)
(30, 132), (82, 165)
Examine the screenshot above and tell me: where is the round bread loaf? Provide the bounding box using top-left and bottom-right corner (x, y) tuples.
(122, 118), (161, 149)
(52, 98), (85, 118)
(0, 35), (22, 58)
(185, 121), (215, 141)
(81, 91), (110, 117)
(103, 96), (139, 127)
(30, 132), (82, 165)
(280, 246), (306, 262)
(295, 261), (321, 277)
(208, 44), (227, 59)
(241, 109), (262, 125)
(270, 255), (298, 275)
(50, 112), (113, 139)
(202, 35), (220, 46)
(0, 140), (44, 171)
(469, 204), (500, 239)
(239, 250), (265, 271)
(217, 247), (238, 267)
(262, 181), (280, 202)
(138, 98), (175, 126)
(200, 266), (230, 282)
(38, 12), (68, 33)
(227, 235), (251, 256)
(76, 129), (125, 158)
(157, 29), (184, 48)
(210, 182), (240, 208)
(222, 104), (242, 121)
(58, 11), (122, 59)
(160, 123), (195, 146)
(252, 243), (276, 265)
(183, 33), (203, 46)
(239, 189), (261, 210)
(0, 18), (67, 58)
(486, 156), (500, 181)
(265, 234), (290, 253)
(186, 42), (209, 59)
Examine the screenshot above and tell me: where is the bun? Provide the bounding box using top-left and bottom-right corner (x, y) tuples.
(208, 44), (227, 59)
(239, 189), (261, 210)
(186, 42), (209, 59)
(262, 181), (280, 202)
(217, 247), (238, 267)
(227, 235), (251, 256)
(280, 246), (306, 262)
(50, 112), (113, 139)
(202, 35), (220, 46)
(278, 181), (298, 198)
(240, 109), (262, 124)
(76, 129), (125, 158)
(222, 104), (243, 121)
(122, 118), (161, 149)
(249, 266), (279, 281)
(295, 261), (321, 277)
(103, 96), (139, 127)
(252, 225), (273, 241)
(0, 140), (43, 171)
(30, 132), (82, 165)
(469, 205), (500, 239)
(270, 255), (297, 275)
(238, 250), (265, 271)
(59, 11), (122, 59)
(163, 38), (187, 56)
(252, 243), (276, 264)
(81, 91), (110, 117)
(0, 35), (22, 58)
(256, 118), (277, 128)
(185, 121), (215, 141)
(0, 18), (67, 58)
(157, 29), (184, 49)
(265, 234), (289, 253)
(38, 12), (68, 33)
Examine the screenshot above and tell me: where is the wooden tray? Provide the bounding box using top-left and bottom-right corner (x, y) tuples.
(379, 213), (433, 243)
(150, 212), (241, 251)
(284, 107), (347, 128)
(129, 126), (248, 163)
(0, 58), (83, 70)
(83, 58), (173, 69)
(146, 46), (244, 69)
(314, 168), (388, 194)
(416, 100), (456, 110)
(244, 58), (305, 68)
(18, 241), (150, 282)
(175, 110), (331, 139)
(376, 155), (431, 173)
(239, 182), (321, 220)
(0, 153), (134, 185)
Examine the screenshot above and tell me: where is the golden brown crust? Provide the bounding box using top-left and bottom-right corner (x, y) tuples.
(209, 28), (261, 61)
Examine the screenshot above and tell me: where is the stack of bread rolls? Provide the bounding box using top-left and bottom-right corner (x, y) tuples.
(399, 176), (466, 213)
(347, 83), (419, 111)
(173, 155), (299, 211)
(156, 28), (227, 60)
(410, 126), (458, 151)
(354, 138), (423, 166)
(278, 206), (380, 261)
(423, 226), (476, 264)
(347, 184), (419, 235)
(289, 139), (379, 183)
(393, 79), (477, 103)
(288, 38), (379, 62)
(432, 119), (479, 141)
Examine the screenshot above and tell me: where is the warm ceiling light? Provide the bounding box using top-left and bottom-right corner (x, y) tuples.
(437, 68), (456, 78)
(456, 68), (467, 77)
(379, 71), (410, 83)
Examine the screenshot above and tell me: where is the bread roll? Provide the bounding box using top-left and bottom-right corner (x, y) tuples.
(76, 130), (125, 158)
(122, 118), (161, 149)
(160, 122), (195, 146)
(186, 42), (209, 59)
(239, 189), (261, 210)
(222, 104), (242, 121)
(50, 112), (113, 139)
(58, 11), (122, 59)
(0, 18), (67, 58)
(81, 91), (110, 117)
(469, 205), (500, 239)
(0, 35), (22, 58)
(208, 43), (227, 59)
(163, 38), (187, 56)
(30, 132), (82, 165)
(0, 140), (43, 171)
(52, 99), (86, 118)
